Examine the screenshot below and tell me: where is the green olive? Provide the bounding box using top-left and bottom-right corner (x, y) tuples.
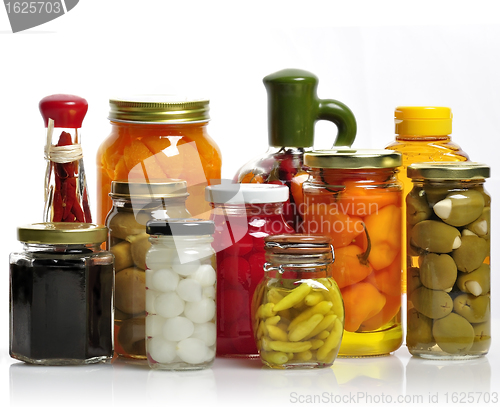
(115, 267), (146, 315)
(470, 322), (491, 352)
(407, 308), (434, 348)
(110, 240), (134, 272)
(407, 267), (422, 295)
(453, 293), (490, 323)
(410, 220), (461, 253)
(452, 235), (488, 273)
(407, 189), (432, 226)
(419, 253), (457, 290)
(433, 190), (485, 227)
(457, 264), (490, 296)
(127, 233), (151, 271)
(410, 286), (453, 319)
(422, 186), (450, 207)
(108, 212), (146, 240)
(467, 207), (490, 238)
(432, 313), (474, 354)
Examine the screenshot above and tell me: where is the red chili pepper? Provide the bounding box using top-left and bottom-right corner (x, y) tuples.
(51, 131), (91, 223)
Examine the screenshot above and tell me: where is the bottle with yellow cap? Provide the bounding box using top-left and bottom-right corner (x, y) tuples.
(385, 106), (469, 292)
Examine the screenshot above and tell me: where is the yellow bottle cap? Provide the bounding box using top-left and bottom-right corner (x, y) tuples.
(395, 106), (452, 137)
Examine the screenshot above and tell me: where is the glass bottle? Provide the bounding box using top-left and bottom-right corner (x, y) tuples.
(205, 183), (294, 357)
(233, 69), (357, 230)
(385, 106), (469, 292)
(252, 234), (344, 369)
(145, 219), (216, 370)
(302, 149), (403, 356)
(97, 96), (222, 225)
(40, 94), (92, 223)
(106, 179), (191, 359)
(9, 223), (113, 365)
(406, 162), (490, 359)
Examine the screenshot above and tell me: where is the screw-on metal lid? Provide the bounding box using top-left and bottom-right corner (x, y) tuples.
(407, 162), (490, 180)
(146, 219), (215, 236)
(205, 183), (289, 204)
(17, 223), (108, 244)
(110, 180), (188, 199)
(304, 149), (402, 169)
(108, 95), (210, 123)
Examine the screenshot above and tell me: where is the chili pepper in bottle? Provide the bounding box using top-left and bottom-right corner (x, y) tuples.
(40, 94), (92, 223)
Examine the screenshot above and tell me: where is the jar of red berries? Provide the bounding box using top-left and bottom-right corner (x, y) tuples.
(205, 184), (294, 357)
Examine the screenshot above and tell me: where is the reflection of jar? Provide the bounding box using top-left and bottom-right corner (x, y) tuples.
(406, 162), (491, 359)
(97, 96), (222, 224)
(9, 223), (113, 365)
(106, 180), (190, 359)
(205, 184), (294, 357)
(252, 234), (344, 369)
(145, 220), (216, 370)
(302, 149), (403, 357)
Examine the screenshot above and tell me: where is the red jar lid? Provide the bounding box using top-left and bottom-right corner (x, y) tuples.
(39, 94), (88, 128)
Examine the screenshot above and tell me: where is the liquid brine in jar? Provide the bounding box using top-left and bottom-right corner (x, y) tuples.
(406, 162), (491, 359)
(302, 150), (403, 357)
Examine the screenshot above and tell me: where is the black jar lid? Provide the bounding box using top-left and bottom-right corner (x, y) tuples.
(17, 223), (108, 244)
(146, 219), (215, 236)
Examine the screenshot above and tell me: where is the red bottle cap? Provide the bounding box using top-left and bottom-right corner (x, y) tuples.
(39, 94), (88, 128)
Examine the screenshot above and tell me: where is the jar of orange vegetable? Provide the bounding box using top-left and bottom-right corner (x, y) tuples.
(96, 96), (221, 225)
(302, 149), (403, 357)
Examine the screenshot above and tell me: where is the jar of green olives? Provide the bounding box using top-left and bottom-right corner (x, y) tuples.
(406, 162), (490, 359)
(106, 179), (191, 359)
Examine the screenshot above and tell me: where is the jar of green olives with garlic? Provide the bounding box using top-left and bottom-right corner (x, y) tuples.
(406, 162), (490, 359)
(106, 180), (190, 359)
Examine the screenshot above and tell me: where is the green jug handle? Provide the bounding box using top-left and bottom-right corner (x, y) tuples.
(317, 99), (357, 148)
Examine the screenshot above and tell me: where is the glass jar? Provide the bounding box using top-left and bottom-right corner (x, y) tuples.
(9, 223), (113, 365)
(40, 94), (92, 223)
(406, 162), (491, 359)
(96, 96), (222, 225)
(205, 184), (294, 357)
(252, 234), (344, 369)
(106, 180), (190, 359)
(302, 149), (403, 357)
(233, 69), (357, 230)
(386, 106), (469, 293)
(145, 219), (216, 370)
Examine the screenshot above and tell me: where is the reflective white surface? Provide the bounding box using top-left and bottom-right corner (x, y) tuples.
(3, 320), (498, 407)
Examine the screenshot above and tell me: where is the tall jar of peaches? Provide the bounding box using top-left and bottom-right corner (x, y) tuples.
(302, 150), (403, 357)
(96, 96), (222, 225)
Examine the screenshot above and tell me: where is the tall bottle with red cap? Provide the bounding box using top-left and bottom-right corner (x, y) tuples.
(385, 106), (469, 292)
(40, 94), (92, 223)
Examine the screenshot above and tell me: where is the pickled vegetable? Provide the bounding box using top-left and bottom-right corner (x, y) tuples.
(253, 280), (344, 368)
(433, 190), (485, 227)
(410, 220), (461, 253)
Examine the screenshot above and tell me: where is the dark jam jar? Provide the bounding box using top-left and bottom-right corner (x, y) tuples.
(9, 223), (114, 365)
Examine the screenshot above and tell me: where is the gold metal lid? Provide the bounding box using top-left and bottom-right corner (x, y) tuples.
(407, 162), (490, 180)
(110, 180), (188, 199)
(17, 223), (108, 244)
(108, 95), (210, 123)
(304, 149), (402, 169)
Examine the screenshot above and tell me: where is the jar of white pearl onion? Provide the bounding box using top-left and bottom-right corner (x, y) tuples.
(145, 219), (216, 370)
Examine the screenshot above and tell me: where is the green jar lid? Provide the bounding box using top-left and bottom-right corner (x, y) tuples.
(108, 96), (210, 123)
(407, 162), (490, 180)
(17, 223), (108, 245)
(110, 180), (188, 199)
(304, 149), (402, 169)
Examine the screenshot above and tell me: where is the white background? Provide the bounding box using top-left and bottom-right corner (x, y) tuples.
(1, 1), (499, 406)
